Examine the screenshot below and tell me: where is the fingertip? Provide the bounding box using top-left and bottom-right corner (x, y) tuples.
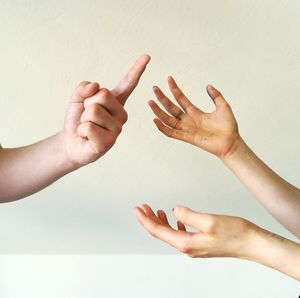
(206, 84), (213, 91)
(92, 82), (100, 89)
(173, 204), (185, 215)
(142, 54), (151, 62)
(157, 209), (165, 215)
(85, 82), (94, 89)
(153, 118), (161, 126)
(136, 54), (151, 67)
(83, 82), (100, 97)
(167, 76), (176, 86)
(206, 84), (221, 100)
(168, 76), (174, 82)
(140, 203), (151, 212)
(134, 206), (143, 216)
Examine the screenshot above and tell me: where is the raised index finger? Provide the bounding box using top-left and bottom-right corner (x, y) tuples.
(111, 54), (151, 106)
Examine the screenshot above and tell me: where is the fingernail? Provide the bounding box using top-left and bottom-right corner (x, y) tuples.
(206, 84), (213, 91)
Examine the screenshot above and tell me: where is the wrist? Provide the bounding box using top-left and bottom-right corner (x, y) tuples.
(239, 223), (270, 261)
(220, 136), (251, 166)
(233, 220), (264, 260)
(241, 225), (300, 278)
(53, 131), (81, 173)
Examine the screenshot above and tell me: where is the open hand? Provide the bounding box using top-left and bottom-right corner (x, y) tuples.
(149, 77), (240, 159)
(135, 204), (258, 259)
(63, 54), (150, 167)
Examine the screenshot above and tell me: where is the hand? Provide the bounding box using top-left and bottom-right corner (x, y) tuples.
(149, 77), (240, 159)
(62, 54), (150, 167)
(134, 204), (258, 259)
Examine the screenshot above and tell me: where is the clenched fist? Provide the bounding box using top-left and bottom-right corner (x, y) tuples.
(62, 54), (150, 167)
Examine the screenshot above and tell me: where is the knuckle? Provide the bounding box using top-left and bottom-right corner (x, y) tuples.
(89, 104), (101, 118)
(106, 135), (116, 148)
(81, 121), (95, 135)
(165, 101), (173, 110)
(99, 88), (110, 96)
(122, 111), (128, 123)
(115, 123), (123, 134)
(188, 106), (198, 114)
(205, 215), (218, 234)
(78, 81), (90, 88)
(85, 121), (95, 133)
(179, 240), (192, 254)
(177, 207), (189, 222)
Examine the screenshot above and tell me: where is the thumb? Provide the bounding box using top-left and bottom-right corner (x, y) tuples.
(71, 81), (100, 103)
(173, 205), (214, 232)
(172, 205), (201, 229)
(206, 85), (229, 108)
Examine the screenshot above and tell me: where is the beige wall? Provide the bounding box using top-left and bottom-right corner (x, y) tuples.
(0, 0), (299, 296)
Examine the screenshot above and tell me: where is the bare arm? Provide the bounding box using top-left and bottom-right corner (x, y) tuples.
(135, 204), (300, 281)
(0, 134), (75, 202)
(148, 77), (300, 237)
(222, 137), (300, 238)
(0, 54), (150, 203)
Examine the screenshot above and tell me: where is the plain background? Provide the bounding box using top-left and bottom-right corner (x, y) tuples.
(0, 0), (299, 296)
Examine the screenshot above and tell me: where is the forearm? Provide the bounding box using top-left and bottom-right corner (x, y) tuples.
(0, 132), (77, 203)
(222, 137), (300, 238)
(244, 226), (300, 281)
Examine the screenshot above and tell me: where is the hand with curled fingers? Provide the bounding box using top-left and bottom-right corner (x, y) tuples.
(134, 204), (300, 281)
(149, 77), (240, 159)
(63, 54), (150, 167)
(134, 204), (257, 258)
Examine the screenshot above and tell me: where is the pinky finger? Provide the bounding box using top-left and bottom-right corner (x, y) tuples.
(177, 221), (186, 232)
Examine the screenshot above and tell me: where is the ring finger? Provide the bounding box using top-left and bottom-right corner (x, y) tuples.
(148, 100), (179, 128)
(153, 86), (185, 119)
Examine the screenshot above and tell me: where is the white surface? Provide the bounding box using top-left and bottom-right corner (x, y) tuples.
(0, 255), (299, 298)
(0, 0), (299, 295)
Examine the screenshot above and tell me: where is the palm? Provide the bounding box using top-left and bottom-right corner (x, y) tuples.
(149, 77), (239, 158)
(177, 105), (238, 157)
(135, 204), (255, 259)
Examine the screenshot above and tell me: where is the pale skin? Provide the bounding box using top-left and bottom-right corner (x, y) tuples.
(0, 54), (150, 203)
(135, 77), (300, 280)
